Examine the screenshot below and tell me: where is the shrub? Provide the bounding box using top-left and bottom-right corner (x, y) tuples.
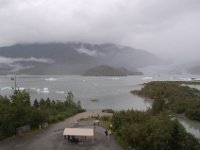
(100, 115), (111, 121)
(48, 116), (58, 123)
(102, 109), (114, 113)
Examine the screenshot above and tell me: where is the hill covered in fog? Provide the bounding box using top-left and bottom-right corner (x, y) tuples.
(0, 42), (161, 75)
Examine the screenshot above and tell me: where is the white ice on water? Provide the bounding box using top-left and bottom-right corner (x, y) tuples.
(56, 91), (65, 94)
(40, 87), (50, 94)
(45, 78), (57, 81)
(1, 87), (12, 91)
(142, 77), (153, 80)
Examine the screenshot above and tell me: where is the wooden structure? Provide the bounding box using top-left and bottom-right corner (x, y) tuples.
(63, 128), (94, 143)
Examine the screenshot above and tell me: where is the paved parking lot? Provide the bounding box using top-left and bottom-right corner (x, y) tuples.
(0, 110), (123, 150)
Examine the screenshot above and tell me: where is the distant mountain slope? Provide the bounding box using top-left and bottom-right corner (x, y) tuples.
(83, 65), (143, 76)
(167, 60), (200, 75)
(0, 42), (161, 75)
(188, 66), (200, 74)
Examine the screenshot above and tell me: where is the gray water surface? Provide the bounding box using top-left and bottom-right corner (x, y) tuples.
(177, 117), (200, 140)
(0, 75), (151, 110)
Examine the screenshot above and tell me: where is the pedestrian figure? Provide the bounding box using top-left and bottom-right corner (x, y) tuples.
(67, 135), (70, 141)
(109, 124), (113, 130)
(105, 130), (108, 136)
(108, 128), (112, 141)
(69, 136), (73, 142)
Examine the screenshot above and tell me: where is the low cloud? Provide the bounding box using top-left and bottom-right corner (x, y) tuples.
(0, 0), (200, 61)
(0, 56), (54, 64)
(0, 56), (54, 73)
(76, 47), (104, 56)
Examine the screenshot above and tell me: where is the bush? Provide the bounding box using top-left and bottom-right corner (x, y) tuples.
(30, 109), (49, 128)
(102, 109), (114, 113)
(186, 109), (200, 121)
(48, 116), (58, 123)
(56, 113), (65, 121)
(100, 115), (111, 121)
(0, 131), (6, 140)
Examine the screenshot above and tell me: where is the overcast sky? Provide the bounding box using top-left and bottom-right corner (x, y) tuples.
(0, 0), (200, 61)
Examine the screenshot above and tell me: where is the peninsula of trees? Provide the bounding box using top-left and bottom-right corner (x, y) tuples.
(132, 81), (200, 121)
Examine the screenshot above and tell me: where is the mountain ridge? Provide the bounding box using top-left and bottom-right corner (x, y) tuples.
(0, 42), (162, 75)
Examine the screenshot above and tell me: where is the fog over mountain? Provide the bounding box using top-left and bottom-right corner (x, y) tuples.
(0, 0), (200, 74)
(0, 43), (161, 74)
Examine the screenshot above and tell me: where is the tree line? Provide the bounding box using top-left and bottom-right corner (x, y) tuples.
(0, 90), (84, 140)
(133, 81), (200, 121)
(112, 110), (200, 150)
(112, 81), (200, 149)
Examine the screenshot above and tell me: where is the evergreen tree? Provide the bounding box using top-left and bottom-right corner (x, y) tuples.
(152, 97), (165, 115)
(33, 99), (39, 108)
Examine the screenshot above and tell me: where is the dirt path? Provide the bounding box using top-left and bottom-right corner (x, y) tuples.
(0, 110), (123, 150)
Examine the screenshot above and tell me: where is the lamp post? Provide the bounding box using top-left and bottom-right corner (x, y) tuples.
(11, 74), (17, 91)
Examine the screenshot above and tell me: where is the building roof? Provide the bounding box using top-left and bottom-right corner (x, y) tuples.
(63, 128), (94, 137)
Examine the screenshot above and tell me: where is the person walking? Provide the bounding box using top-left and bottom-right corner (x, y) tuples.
(108, 128), (112, 141)
(105, 130), (108, 137)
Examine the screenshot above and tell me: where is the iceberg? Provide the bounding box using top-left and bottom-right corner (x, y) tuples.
(19, 87), (25, 91)
(56, 91), (65, 94)
(178, 77), (192, 81)
(142, 77), (153, 80)
(30, 87), (37, 91)
(1, 87), (12, 91)
(40, 87), (50, 94)
(36, 88), (41, 93)
(45, 78), (57, 81)
(110, 77), (119, 80)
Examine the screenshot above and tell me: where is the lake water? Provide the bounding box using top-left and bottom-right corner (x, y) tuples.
(0, 75), (152, 110)
(0, 74), (200, 139)
(177, 117), (200, 140)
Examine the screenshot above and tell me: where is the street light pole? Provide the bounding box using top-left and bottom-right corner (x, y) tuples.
(14, 74), (16, 91)
(11, 74), (17, 91)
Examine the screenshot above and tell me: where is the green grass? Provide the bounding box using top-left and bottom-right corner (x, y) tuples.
(102, 109), (115, 113)
(100, 115), (112, 121)
(99, 121), (111, 129)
